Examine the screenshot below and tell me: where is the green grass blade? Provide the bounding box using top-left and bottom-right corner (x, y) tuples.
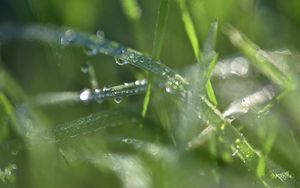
(0, 93), (16, 143)
(177, 1), (218, 105)
(177, 0), (201, 60)
(223, 24), (295, 90)
(203, 21), (218, 55)
(151, 0), (170, 61)
(119, 0), (141, 22)
(142, 0), (170, 118)
(191, 95), (296, 187)
(32, 80), (148, 106)
(0, 107), (139, 154)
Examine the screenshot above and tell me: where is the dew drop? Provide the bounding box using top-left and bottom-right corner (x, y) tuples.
(103, 85), (111, 92)
(115, 58), (129, 66)
(232, 149), (238, 157)
(114, 97), (122, 104)
(135, 80), (141, 85)
(96, 30), (105, 39)
(84, 47), (98, 56)
(80, 89), (92, 101)
(139, 57), (145, 63)
(81, 62), (90, 73)
(116, 48), (125, 55)
(165, 87), (172, 93)
(61, 29), (76, 46)
(129, 53), (135, 59)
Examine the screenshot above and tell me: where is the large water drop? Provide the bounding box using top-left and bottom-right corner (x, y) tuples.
(114, 97), (122, 104)
(61, 30), (76, 46)
(115, 58), (129, 66)
(80, 89), (92, 101)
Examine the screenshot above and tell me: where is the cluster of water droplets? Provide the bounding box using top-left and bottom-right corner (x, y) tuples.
(84, 30), (106, 56)
(112, 47), (188, 94)
(79, 80), (147, 104)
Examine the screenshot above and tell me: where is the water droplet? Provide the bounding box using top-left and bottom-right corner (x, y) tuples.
(103, 86), (111, 92)
(232, 150), (238, 156)
(80, 89), (92, 101)
(96, 30), (105, 39)
(114, 97), (122, 103)
(165, 87), (172, 93)
(61, 30), (76, 46)
(115, 58), (129, 65)
(81, 62), (90, 73)
(135, 80), (141, 85)
(116, 48), (125, 55)
(139, 57), (145, 63)
(84, 47), (98, 56)
(129, 53), (135, 59)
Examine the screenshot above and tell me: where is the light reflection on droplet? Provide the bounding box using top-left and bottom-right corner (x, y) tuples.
(223, 85), (275, 118)
(80, 89), (92, 101)
(115, 58), (129, 66)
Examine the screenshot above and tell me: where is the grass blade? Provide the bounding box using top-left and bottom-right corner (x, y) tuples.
(223, 24), (295, 90)
(119, 0), (141, 22)
(177, 1), (218, 105)
(142, 0), (170, 118)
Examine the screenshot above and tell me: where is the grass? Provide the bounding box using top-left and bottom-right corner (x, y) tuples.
(0, 1), (300, 188)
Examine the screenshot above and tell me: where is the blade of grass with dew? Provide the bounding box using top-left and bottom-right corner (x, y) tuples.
(33, 108), (139, 144)
(177, 0), (218, 105)
(142, 0), (170, 119)
(186, 94), (297, 187)
(177, 66), (296, 186)
(0, 107), (139, 154)
(223, 24), (295, 90)
(0, 24), (188, 94)
(31, 80), (148, 106)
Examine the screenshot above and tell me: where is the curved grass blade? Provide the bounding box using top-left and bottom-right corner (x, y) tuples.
(142, 0), (170, 119)
(0, 107), (139, 155)
(1, 24), (189, 94)
(184, 93), (296, 187)
(31, 92), (81, 106)
(223, 24), (295, 90)
(176, 2), (218, 105)
(223, 85), (275, 119)
(31, 80), (148, 106)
